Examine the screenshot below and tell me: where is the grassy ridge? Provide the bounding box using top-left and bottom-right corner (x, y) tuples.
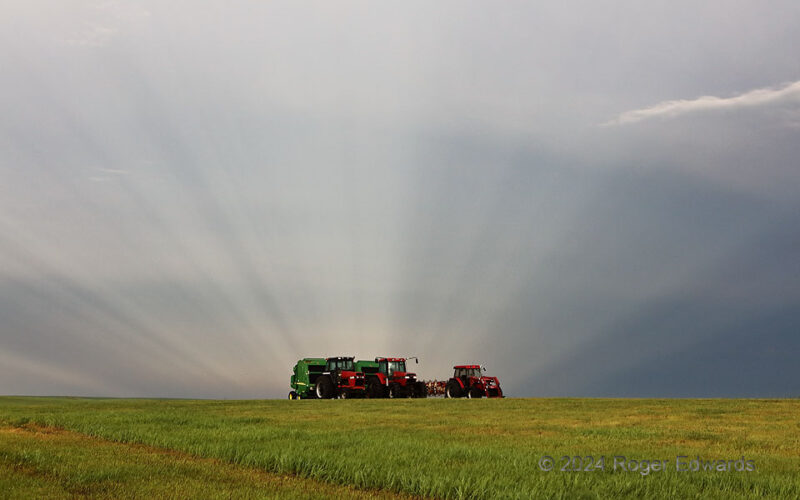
(0, 424), (410, 499)
(1, 397), (798, 499)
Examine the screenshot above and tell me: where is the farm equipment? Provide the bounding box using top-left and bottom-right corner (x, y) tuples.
(444, 365), (503, 398)
(288, 358), (326, 399)
(425, 380), (447, 397)
(355, 357), (427, 398)
(288, 358), (502, 399)
(289, 357), (366, 399)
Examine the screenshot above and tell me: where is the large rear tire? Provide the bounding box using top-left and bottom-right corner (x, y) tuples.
(315, 376), (334, 399)
(367, 378), (386, 399)
(445, 381), (461, 398)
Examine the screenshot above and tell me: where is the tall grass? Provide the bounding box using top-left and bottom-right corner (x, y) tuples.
(1, 397), (798, 499)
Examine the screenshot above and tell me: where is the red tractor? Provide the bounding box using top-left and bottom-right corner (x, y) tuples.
(314, 357), (367, 399)
(444, 365), (503, 398)
(356, 357), (427, 398)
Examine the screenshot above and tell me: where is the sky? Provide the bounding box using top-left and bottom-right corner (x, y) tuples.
(1, 1), (798, 398)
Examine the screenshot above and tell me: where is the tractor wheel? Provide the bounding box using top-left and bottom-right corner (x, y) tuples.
(315, 376), (334, 399)
(340, 390), (349, 399)
(414, 382), (428, 398)
(367, 379), (385, 399)
(445, 381), (461, 399)
(288, 391), (298, 400)
(388, 384), (401, 399)
(467, 388), (483, 399)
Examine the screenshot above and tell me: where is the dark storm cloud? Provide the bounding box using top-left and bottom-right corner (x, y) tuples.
(508, 171), (800, 396)
(1, 1), (799, 397)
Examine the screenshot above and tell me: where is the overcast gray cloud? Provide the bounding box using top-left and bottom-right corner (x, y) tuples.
(1, 1), (799, 398)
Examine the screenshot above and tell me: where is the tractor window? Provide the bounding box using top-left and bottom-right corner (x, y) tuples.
(378, 362), (388, 375)
(328, 359), (354, 371)
(466, 368), (481, 378)
(387, 361), (406, 374)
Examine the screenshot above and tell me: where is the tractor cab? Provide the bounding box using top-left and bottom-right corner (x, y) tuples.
(454, 366), (482, 380)
(375, 357), (421, 384)
(326, 357), (356, 373)
(377, 358), (407, 376)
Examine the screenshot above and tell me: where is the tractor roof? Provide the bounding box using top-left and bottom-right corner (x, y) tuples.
(454, 364), (481, 369)
(327, 356), (354, 361)
(300, 358), (326, 364)
(375, 357), (406, 362)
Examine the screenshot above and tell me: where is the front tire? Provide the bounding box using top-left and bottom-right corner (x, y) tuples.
(467, 388), (483, 399)
(288, 391), (298, 400)
(414, 382), (428, 398)
(315, 376), (334, 399)
(389, 384), (401, 399)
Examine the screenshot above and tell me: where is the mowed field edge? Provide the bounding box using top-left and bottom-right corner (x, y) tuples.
(0, 397), (798, 499)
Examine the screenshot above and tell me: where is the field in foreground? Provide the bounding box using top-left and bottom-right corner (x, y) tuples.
(0, 397), (798, 499)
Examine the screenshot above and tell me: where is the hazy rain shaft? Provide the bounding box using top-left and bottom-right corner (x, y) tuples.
(2, 1), (799, 398)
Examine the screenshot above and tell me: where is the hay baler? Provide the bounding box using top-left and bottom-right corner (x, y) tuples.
(288, 358), (326, 399)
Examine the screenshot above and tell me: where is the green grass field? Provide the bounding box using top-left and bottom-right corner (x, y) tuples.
(1, 397), (798, 499)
